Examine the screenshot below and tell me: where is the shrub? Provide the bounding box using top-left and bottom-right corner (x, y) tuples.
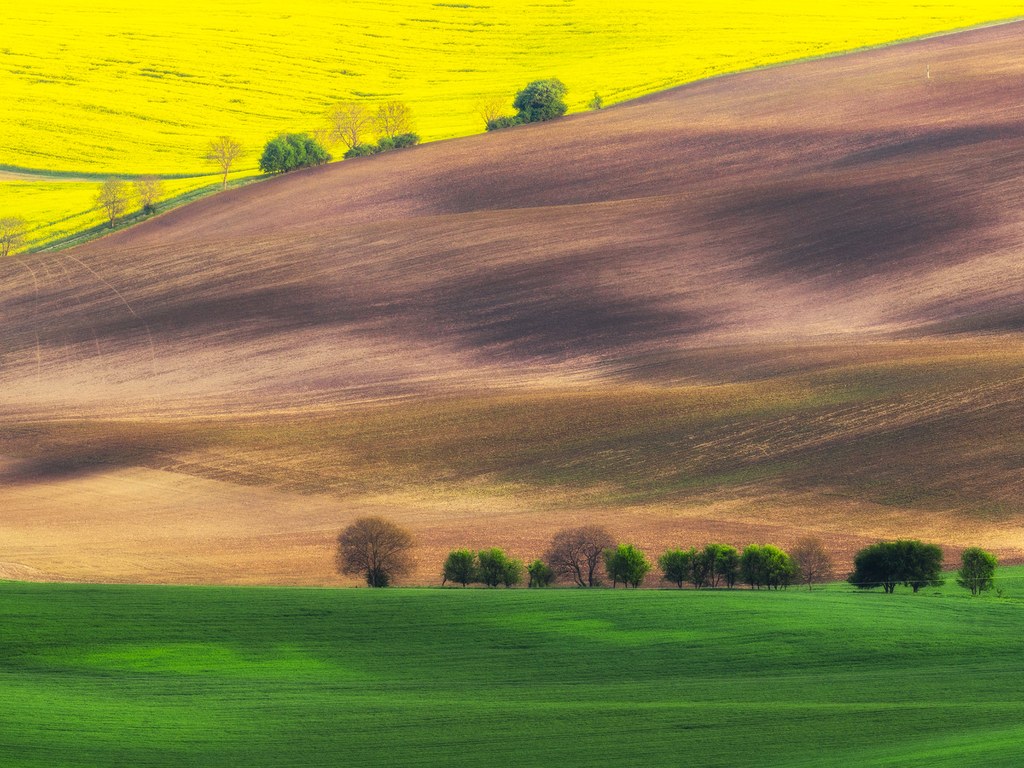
(527, 559), (554, 588)
(391, 132), (420, 149)
(344, 143), (378, 158)
(512, 78), (568, 123)
(259, 133), (331, 174)
(486, 115), (521, 132)
(588, 92), (604, 110)
(442, 549), (477, 587)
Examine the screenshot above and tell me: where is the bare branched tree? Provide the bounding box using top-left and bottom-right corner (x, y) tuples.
(205, 136), (243, 190)
(336, 516), (415, 587)
(474, 97), (507, 129)
(544, 525), (614, 587)
(133, 176), (165, 215)
(326, 101), (371, 149)
(95, 179), (130, 228)
(374, 100), (415, 140)
(0, 216), (28, 257)
(791, 537), (835, 590)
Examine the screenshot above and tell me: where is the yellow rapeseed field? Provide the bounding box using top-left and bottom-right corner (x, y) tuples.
(1, 0), (1021, 249)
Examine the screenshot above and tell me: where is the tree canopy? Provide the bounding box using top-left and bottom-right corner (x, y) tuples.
(740, 544), (796, 590)
(259, 133), (331, 174)
(442, 549), (477, 587)
(512, 78), (568, 123)
(848, 540), (944, 593)
(604, 544), (651, 588)
(477, 548), (523, 588)
(957, 547), (997, 595)
(335, 516), (414, 587)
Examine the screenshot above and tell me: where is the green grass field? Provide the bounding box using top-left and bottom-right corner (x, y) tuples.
(2, 571), (1023, 767)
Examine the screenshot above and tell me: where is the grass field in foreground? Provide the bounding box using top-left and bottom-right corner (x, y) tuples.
(1, 574), (1023, 767)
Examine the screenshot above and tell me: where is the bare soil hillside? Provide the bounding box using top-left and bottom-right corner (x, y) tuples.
(2, 23), (1023, 584)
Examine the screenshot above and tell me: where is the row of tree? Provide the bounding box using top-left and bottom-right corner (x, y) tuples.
(336, 517), (1000, 596)
(439, 530), (827, 590)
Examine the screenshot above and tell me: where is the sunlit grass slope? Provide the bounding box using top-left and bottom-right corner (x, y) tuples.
(3, 0), (1022, 177)
(2, 580), (1023, 767)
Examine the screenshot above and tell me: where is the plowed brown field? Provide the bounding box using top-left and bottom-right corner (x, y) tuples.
(2, 23), (1023, 584)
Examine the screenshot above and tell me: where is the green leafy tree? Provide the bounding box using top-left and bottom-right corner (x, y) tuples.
(689, 546), (713, 588)
(502, 556), (524, 588)
(849, 540), (944, 593)
(658, 548), (693, 588)
(761, 545), (797, 589)
(335, 516), (414, 588)
(715, 544), (741, 589)
(604, 544), (651, 589)
(512, 78), (568, 123)
(897, 540), (944, 593)
(527, 559), (554, 588)
(259, 133), (331, 174)
(697, 543), (740, 588)
(477, 548), (522, 588)
(957, 547), (997, 595)
(740, 545), (767, 589)
(442, 549), (477, 587)
(849, 542), (900, 593)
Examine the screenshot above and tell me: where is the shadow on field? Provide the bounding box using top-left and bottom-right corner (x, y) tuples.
(724, 178), (985, 281)
(421, 260), (711, 359)
(0, 427), (201, 484)
(835, 124), (1024, 167)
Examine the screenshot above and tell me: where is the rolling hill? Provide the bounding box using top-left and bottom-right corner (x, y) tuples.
(1, 22), (1023, 584)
